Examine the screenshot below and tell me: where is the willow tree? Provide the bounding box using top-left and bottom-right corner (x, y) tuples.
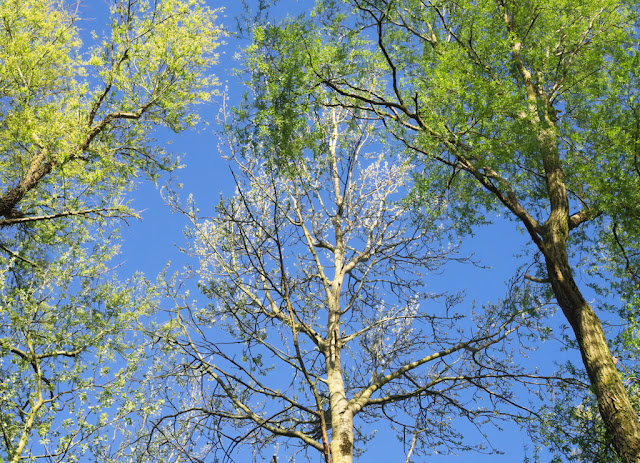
(0, 222), (161, 463)
(0, 0), (221, 231)
(157, 95), (558, 462)
(253, 0), (640, 461)
(0, 0), (222, 460)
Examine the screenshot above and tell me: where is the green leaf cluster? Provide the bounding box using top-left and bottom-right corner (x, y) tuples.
(0, 0), (223, 460)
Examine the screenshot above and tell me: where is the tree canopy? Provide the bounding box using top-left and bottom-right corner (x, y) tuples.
(0, 0), (221, 231)
(230, 0), (640, 461)
(0, 0), (222, 460)
(3, 0), (640, 461)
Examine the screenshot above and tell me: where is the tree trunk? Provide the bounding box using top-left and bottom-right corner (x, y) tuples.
(325, 298), (353, 463)
(327, 362), (354, 463)
(533, 107), (640, 461)
(326, 324), (354, 463)
(542, 235), (640, 463)
(329, 411), (354, 463)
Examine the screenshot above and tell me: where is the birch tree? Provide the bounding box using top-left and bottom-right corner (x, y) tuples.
(158, 102), (558, 462)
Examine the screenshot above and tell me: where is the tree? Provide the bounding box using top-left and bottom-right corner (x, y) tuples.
(250, 1), (640, 461)
(0, 0), (221, 233)
(0, 222), (157, 463)
(158, 97), (559, 462)
(0, 0), (222, 459)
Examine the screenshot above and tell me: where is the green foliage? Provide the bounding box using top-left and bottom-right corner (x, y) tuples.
(532, 363), (640, 463)
(0, 0), (222, 228)
(0, 220), (159, 461)
(240, 0), (640, 459)
(0, 0), (222, 460)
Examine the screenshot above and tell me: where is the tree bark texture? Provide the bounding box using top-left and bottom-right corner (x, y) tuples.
(325, 266), (354, 462)
(327, 344), (354, 463)
(542, 233), (640, 463)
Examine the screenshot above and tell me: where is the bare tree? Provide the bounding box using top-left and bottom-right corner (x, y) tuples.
(157, 104), (558, 462)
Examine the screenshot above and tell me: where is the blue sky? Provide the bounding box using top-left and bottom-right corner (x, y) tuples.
(100, 1), (587, 461)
